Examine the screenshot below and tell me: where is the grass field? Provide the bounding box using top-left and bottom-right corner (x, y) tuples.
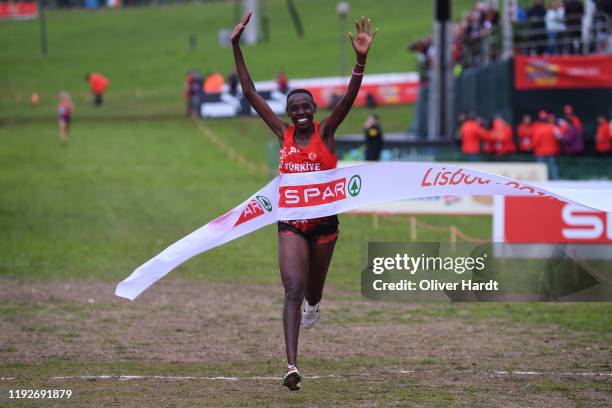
(0, 0), (473, 120)
(1, 2), (611, 407)
(1, 114), (610, 406)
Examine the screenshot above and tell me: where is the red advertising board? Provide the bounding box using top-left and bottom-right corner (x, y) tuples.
(502, 196), (612, 243)
(287, 72), (420, 108)
(514, 54), (612, 90)
(0, 1), (38, 20)
(307, 81), (419, 108)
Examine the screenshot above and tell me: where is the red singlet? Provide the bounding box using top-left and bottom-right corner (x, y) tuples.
(278, 122), (339, 244)
(278, 122), (337, 174)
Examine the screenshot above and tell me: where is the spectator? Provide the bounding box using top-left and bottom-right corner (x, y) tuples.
(561, 105), (584, 154)
(408, 36), (433, 84)
(453, 22), (465, 64)
(188, 71), (204, 118)
(364, 114), (384, 161)
(204, 72), (224, 94)
(464, 10), (484, 66)
(85, 72), (109, 106)
(596, 0), (612, 17)
(545, 0), (567, 55)
(532, 113), (561, 179)
(57, 92), (74, 146)
(492, 116), (516, 156)
(517, 114), (533, 152)
(482, 1), (499, 30)
(227, 70), (239, 96)
(564, 0), (584, 53)
(329, 88), (343, 108)
(277, 71), (289, 94)
(455, 112), (468, 142)
(564, 105), (582, 132)
(184, 69), (197, 116)
(481, 118), (497, 155)
(459, 115), (496, 161)
(528, 0), (548, 55)
(516, 2), (528, 24)
(365, 92), (377, 109)
(595, 114), (611, 154)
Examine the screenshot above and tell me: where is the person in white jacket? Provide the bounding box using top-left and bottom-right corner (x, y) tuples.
(545, 0), (567, 54)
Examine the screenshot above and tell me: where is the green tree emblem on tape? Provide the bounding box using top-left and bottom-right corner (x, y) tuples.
(348, 175), (362, 197)
(256, 195), (273, 212)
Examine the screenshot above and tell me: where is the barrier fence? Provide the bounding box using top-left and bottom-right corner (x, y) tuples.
(363, 213), (489, 253)
(461, 12), (612, 69)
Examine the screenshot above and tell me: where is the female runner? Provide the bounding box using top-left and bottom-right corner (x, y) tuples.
(231, 11), (377, 391)
(57, 92), (74, 146)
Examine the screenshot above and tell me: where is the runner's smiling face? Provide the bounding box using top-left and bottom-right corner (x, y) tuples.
(287, 93), (316, 131)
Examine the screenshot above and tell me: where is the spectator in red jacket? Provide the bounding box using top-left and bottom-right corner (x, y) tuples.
(85, 72), (109, 106)
(517, 114), (533, 152)
(595, 114), (611, 154)
(492, 116), (516, 156)
(481, 118), (497, 156)
(532, 113), (560, 179)
(459, 115), (496, 161)
(277, 71), (289, 94)
(184, 69), (197, 116)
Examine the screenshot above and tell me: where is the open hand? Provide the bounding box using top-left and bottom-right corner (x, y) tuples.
(349, 16), (378, 58)
(231, 11), (252, 44)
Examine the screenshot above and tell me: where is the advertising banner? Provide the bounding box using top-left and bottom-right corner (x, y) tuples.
(0, 1), (37, 20)
(295, 73), (420, 108)
(514, 55), (612, 90)
(340, 161), (548, 215)
(495, 196), (612, 243)
(199, 72), (419, 117)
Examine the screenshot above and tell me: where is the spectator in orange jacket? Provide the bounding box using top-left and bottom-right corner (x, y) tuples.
(204, 72), (224, 94)
(492, 116), (516, 156)
(517, 114), (533, 152)
(85, 72), (109, 106)
(459, 115), (497, 161)
(480, 118), (496, 156)
(595, 114), (611, 154)
(532, 113), (560, 179)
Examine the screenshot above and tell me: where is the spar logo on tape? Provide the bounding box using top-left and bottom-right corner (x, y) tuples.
(279, 175), (362, 208)
(256, 195), (273, 212)
(235, 195), (272, 226)
(348, 175), (361, 197)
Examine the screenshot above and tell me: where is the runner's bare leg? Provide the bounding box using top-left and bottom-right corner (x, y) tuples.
(279, 233), (309, 365)
(305, 238), (337, 306)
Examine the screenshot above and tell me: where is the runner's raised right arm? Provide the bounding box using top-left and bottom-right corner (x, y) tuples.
(231, 11), (286, 141)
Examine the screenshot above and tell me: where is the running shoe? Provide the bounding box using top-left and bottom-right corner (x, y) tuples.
(282, 366), (301, 391)
(302, 303), (320, 329)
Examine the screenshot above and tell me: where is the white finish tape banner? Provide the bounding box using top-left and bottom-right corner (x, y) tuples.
(116, 163), (612, 300)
